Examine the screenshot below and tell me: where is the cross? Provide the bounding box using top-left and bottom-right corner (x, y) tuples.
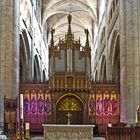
(66, 112), (72, 125)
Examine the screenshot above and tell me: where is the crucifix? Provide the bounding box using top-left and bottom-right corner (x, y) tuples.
(66, 112), (72, 125)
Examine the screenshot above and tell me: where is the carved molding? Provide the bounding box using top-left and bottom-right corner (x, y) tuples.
(49, 73), (91, 92)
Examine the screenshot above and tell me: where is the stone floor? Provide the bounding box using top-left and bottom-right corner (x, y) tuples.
(93, 137), (105, 140)
(30, 136), (44, 140)
(30, 136), (105, 140)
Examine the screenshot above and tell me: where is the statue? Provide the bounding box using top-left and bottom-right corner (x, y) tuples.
(104, 96), (110, 114)
(97, 97), (102, 114)
(45, 97), (52, 113)
(24, 96), (29, 113)
(38, 96), (44, 114)
(111, 97), (117, 114)
(31, 96), (37, 114)
(89, 97), (95, 114)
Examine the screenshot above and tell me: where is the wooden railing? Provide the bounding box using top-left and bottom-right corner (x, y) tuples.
(135, 126), (140, 140)
(106, 125), (140, 140)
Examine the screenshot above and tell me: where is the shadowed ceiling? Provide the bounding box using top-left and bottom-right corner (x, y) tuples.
(42, 0), (97, 46)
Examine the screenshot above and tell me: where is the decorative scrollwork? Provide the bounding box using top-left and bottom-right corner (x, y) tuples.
(4, 97), (17, 111)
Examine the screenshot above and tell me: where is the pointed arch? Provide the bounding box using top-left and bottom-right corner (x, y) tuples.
(109, 30), (120, 83)
(95, 70), (98, 83)
(42, 69), (47, 82)
(109, 30), (119, 62)
(99, 55), (106, 83)
(34, 55), (41, 83)
(56, 93), (84, 124)
(112, 36), (120, 83)
(19, 30), (31, 83)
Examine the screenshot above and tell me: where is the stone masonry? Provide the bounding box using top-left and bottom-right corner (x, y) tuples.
(0, 0), (20, 133)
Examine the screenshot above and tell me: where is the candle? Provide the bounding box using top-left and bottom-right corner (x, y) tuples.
(25, 123), (30, 130)
(20, 94), (23, 119)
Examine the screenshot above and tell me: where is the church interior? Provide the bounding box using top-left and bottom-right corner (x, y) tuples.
(0, 0), (140, 139)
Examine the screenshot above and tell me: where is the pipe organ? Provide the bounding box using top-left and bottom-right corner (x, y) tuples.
(49, 14), (91, 91)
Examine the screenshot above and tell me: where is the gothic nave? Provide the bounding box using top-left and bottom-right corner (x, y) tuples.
(0, 0), (140, 139)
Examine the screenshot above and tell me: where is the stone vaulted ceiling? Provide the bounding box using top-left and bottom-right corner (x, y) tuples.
(42, 0), (97, 46)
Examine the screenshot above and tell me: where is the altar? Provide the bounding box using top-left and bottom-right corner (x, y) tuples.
(42, 124), (94, 140)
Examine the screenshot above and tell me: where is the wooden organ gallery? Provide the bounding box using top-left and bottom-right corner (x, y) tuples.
(19, 14), (120, 133)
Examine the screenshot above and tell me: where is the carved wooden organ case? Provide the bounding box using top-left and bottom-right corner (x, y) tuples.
(49, 14), (91, 91)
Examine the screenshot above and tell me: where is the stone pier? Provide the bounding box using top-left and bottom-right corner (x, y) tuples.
(0, 0), (20, 133)
(120, 0), (140, 124)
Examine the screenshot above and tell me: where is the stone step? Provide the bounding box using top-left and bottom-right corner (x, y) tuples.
(30, 136), (44, 140)
(30, 136), (105, 140)
(93, 137), (105, 140)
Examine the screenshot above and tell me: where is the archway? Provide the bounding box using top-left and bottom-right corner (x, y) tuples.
(109, 31), (120, 83)
(34, 55), (41, 83)
(95, 70), (98, 83)
(112, 36), (120, 83)
(102, 57), (106, 83)
(42, 70), (46, 82)
(99, 55), (106, 83)
(56, 94), (84, 124)
(20, 30), (31, 83)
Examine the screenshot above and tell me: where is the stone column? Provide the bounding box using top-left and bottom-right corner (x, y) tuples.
(120, 0), (140, 124)
(0, 0), (20, 132)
